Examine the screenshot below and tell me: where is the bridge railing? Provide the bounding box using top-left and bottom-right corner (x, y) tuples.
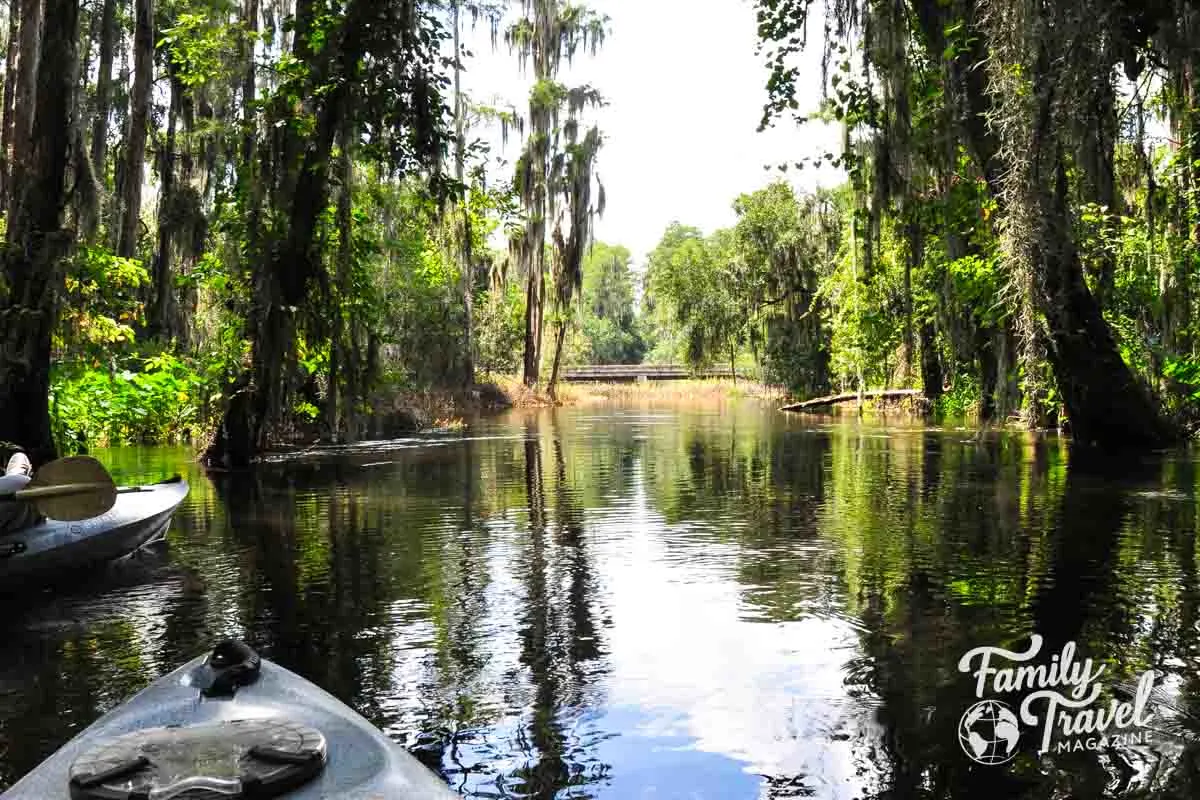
(562, 364), (739, 382)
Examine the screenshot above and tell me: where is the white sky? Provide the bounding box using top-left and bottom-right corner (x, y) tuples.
(458, 0), (845, 266)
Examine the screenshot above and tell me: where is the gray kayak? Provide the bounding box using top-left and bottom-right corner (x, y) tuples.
(0, 478), (189, 586)
(1, 640), (461, 799)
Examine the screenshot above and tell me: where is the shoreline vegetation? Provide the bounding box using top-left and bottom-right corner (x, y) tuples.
(328, 376), (792, 440)
(288, 376), (1045, 451)
(3, 1), (1199, 466)
(52, 366), (1102, 459)
(238, 377), (1087, 465)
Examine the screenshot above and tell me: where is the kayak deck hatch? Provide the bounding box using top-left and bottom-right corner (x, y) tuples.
(3, 638), (461, 799)
(68, 718), (328, 800)
(68, 641), (323, 800)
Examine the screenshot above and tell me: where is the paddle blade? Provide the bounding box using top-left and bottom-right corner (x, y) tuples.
(28, 456), (118, 521)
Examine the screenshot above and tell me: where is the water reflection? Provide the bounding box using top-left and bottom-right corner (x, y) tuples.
(4, 410), (1200, 797)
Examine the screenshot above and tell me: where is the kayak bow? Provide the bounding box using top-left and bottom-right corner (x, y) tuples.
(1, 640), (461, 799)
(0, 477), (189, 586)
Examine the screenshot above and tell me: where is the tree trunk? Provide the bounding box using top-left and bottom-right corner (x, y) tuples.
(1163, 52), (1198, 363)
(150, 79), (178, 340)
(547, 319), (567, 398)
(174, 92), (198, 351)
(206, 0), (365, 467)
(993, 320), (1019, 421)
(523, 265), (543, 386)
(7, 0), (40, 223)
(88, 0), (114, 180)
(909, 215), (942, 406)
(975, 323), (997, 421)
(67, 2), (96, 238)
(1076, 78), (1120, 310)
(1037, 159), (1173, 448)
(452, 1), (474, 389)
(117, 0), (151, 259)
(919, 321), (942, 406)
(0, 0), (20, 210)
(345, 316), (361, 443)
(915, 0), (1174, 449)
(518, 0), (553, 390)
(327, 131), (352, 441)
(462, 224), (476, 385)
(902, 218), (917, 385)
(240, 0), (259, 254)
(0, 0), (78, 464)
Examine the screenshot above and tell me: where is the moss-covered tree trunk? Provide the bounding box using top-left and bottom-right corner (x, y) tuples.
(326, 129), (353, 442)
(0, 0), (78, 464)
(0, 0), (20, 211)
(117, 0), (152, 259)
(919, 321), (942, 405)
(451, 1), (474, 390)
(920, 0), (1175, 449)
(239, 0), (259, 253)
(150, 77), (179, 341)
(974, 324), (997, 421)
(1036, 161), (1173, 447)
(7, 0), (41, 223)
(521, 194), (547, 387)
(88, 0), (115, 180)
(1162, 38), (1199, 364)
(206, 0), (365, 468)
(1075, 78), (1120, 310)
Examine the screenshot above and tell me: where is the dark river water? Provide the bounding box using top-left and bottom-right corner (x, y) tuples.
(4, 403), (1200, 798)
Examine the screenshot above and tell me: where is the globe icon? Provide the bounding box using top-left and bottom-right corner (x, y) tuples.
(958, 699), (1020, 765)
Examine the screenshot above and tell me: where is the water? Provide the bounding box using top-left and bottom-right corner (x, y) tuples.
(3, 403), (1200, 798)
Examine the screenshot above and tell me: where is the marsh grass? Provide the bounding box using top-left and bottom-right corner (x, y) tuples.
(370, 377), (787, 439)
(571, 379), (787, 406)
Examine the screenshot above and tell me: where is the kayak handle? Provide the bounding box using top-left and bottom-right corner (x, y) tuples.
(199, 640), (262, 698)
(115, 475), (185, 495)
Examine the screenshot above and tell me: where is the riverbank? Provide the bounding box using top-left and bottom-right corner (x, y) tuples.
(564, 378), (786, 406)
(365, 376), (788, 435)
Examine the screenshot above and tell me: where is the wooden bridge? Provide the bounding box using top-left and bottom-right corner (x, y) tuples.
(562, 364), (738, 382)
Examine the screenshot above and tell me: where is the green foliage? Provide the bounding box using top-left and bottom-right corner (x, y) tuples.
(1164, 356), (1200, 401)
(50, 353), (207, 451)
(58, 246), (149, 358)
(575, 242), (644, 364)
(645, 224), (745, 370)
(732, 182), (835, 393)
(476, 280), (527, 376)
(935, 374), (981, 419)
(824, 223), (904, 389)
(369, 182), (471, 388)
(158, 10), (243, 89)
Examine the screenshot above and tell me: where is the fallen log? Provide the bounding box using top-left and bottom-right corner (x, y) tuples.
(780, 388), (923, 412)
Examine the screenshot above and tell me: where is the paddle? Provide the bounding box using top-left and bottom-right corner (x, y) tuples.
(0, 455), (118, 521)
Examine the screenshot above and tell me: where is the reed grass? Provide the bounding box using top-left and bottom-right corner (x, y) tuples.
(570, 378), (786, 406)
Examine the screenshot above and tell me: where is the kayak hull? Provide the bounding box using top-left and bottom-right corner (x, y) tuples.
(1, 645), (460, 799)
(0, 479), (188, 586)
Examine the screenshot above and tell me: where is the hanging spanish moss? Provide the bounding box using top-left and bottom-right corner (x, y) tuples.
(546, 124), (603, 396)
(506, 0), (607, 388)
(753, 0), (1182, 447)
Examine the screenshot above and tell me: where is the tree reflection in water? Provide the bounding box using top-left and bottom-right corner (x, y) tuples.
(6, 412), (1200, 798)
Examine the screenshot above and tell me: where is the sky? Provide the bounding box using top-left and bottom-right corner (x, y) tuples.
(457, 0), (845, 266)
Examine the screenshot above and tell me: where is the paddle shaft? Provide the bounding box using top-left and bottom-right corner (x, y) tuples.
(0, 456), (120, 521)
(0, 476), (181, 503)
(4, 481), (113, 501)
